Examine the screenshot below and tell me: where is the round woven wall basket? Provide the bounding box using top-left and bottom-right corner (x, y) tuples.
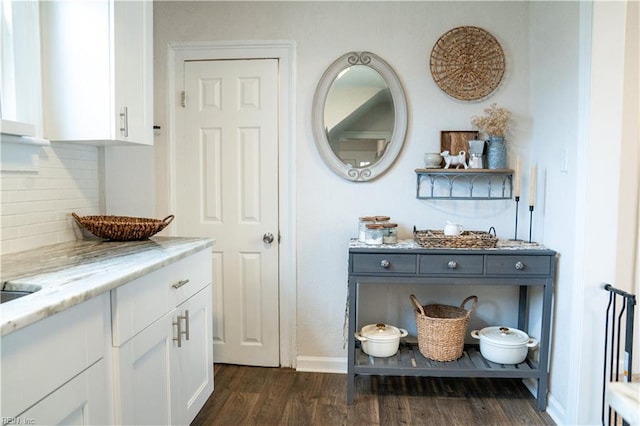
(430, 26), (505, 101)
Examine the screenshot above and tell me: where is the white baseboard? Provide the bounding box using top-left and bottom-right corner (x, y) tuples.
(523, 377), (564, 424)
(544, 392), (565, 425)
(295, 356), (347, 374)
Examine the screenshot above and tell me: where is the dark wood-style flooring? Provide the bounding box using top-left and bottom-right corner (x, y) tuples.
(191, 364), (555, 425)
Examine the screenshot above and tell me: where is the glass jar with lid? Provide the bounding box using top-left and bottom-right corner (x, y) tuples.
(364, 224), (384, 245)
(358, 216), (376, 242)
(382, 223), (398, 244)
(375, 216), (391, 224)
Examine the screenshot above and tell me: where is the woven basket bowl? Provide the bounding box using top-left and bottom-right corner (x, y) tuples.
(72, 213), (175, 241)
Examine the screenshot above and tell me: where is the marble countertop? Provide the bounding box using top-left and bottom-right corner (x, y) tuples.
(0, 237), (213, 336)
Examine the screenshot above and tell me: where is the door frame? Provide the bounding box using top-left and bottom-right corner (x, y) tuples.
(167, 41), (297, 368)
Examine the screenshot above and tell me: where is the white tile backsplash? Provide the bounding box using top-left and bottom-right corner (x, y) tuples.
(1, 142), (101, 254)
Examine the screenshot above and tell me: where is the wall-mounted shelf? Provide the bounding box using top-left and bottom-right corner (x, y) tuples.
(415, 168), (513, 200)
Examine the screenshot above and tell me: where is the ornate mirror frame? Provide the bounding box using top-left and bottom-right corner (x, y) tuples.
(312, 52), (408, 181)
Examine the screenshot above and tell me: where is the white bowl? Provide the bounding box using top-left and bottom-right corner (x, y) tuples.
(424, 153), (442, 168)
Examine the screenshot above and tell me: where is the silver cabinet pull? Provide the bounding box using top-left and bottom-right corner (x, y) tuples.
(174, 311), (190, 347)
(119, 106), (129, 137)
(380, 260), (391, 269)
(515, 261), (525, 270)
(447, 260), (458, 269)
(172, 279), (190, 289)
(173, 317), (182, 347)
(183, 310), (190, 341)
(263, 233), (275, 244)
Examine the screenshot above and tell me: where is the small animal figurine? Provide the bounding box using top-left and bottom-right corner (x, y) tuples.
(440, 150), (468, 169)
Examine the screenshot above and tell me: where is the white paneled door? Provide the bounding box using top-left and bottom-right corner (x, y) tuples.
(177, 59), (279, 366)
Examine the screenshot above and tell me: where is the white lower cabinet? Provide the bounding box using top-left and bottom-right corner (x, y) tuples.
(1, 248), (213, 425)
(112, 249), (214, 425)
(1, 294), (111, 425)
(174, 285), (213, 424)
(19, 359), (109, 425)
(115, 312), (176, 425)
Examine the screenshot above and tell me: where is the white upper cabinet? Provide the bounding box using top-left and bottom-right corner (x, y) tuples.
(40, 0), (153, 145)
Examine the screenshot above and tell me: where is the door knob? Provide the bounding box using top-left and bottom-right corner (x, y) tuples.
(263, 233), (275, 244)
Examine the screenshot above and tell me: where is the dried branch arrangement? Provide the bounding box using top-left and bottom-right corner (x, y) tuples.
(471, 103), (512, 137)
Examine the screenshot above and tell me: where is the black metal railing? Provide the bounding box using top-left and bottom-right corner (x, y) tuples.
(601, 283), (636, 426)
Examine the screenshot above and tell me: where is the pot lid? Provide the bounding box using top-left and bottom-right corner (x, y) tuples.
(360, 323), (403, 341)
(479, 326), (531, 346)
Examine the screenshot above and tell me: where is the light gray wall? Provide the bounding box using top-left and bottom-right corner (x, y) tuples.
(529, 1), (580, 416)
(153, 0), (537, 356)
(150, 2), (638, 424)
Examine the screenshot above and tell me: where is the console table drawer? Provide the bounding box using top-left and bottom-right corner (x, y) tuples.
(351, 254), (417, 274)
(419, 254), (483, 275)
(486, 255), (551, 275)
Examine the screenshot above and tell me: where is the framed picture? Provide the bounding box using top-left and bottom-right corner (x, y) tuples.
(440, 130), (480, 161)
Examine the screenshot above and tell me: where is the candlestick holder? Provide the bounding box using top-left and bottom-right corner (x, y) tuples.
(528, 205), (535, 243)
(511, 196), (521, 241)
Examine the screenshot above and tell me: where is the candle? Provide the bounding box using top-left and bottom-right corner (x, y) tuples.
(529, 165), (537, 206)
(514, 157), (521, 197)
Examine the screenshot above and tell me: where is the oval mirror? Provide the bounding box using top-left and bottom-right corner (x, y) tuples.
(312, 52), (408, 181)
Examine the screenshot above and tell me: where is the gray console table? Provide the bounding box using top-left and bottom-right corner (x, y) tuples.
(347, 240), (557, 411)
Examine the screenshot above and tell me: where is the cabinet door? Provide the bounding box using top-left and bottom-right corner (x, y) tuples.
(40, 0), (152, 144)
(18, 360), (109, 426)
(174, 285), (214, 425)
(40, 0), (111, 141)
(1, 295), (106, 418)
(116, 313), (178, 425)
(113, 0), (153, 144)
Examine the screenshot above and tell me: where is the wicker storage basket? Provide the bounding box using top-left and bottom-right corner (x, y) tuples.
(410, 294), (478, 361)
(72, 213), (175, 241)
(414, 228), (497, 249)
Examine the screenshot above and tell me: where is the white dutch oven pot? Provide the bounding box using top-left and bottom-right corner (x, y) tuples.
(355, 323), (408, 357)
(471, 326), (539, 364)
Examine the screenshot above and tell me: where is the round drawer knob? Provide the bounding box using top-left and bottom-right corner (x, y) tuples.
(380, 260), (391, 269)
(515, 261), (525, 270)
(447, 260), (457, 269)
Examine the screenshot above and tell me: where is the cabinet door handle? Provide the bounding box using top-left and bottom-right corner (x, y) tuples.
(182, 310), (190, 341)
(119, 106), (129, 137)
(173, 317), (182, 348)
(172, 279), (190, 289)
(380, 260), (391, 269)
(447, 260), (458, 269)
(515, 261), (525, 270)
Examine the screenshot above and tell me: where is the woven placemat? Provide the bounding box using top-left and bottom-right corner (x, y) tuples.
(430, 26), (505, 101)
